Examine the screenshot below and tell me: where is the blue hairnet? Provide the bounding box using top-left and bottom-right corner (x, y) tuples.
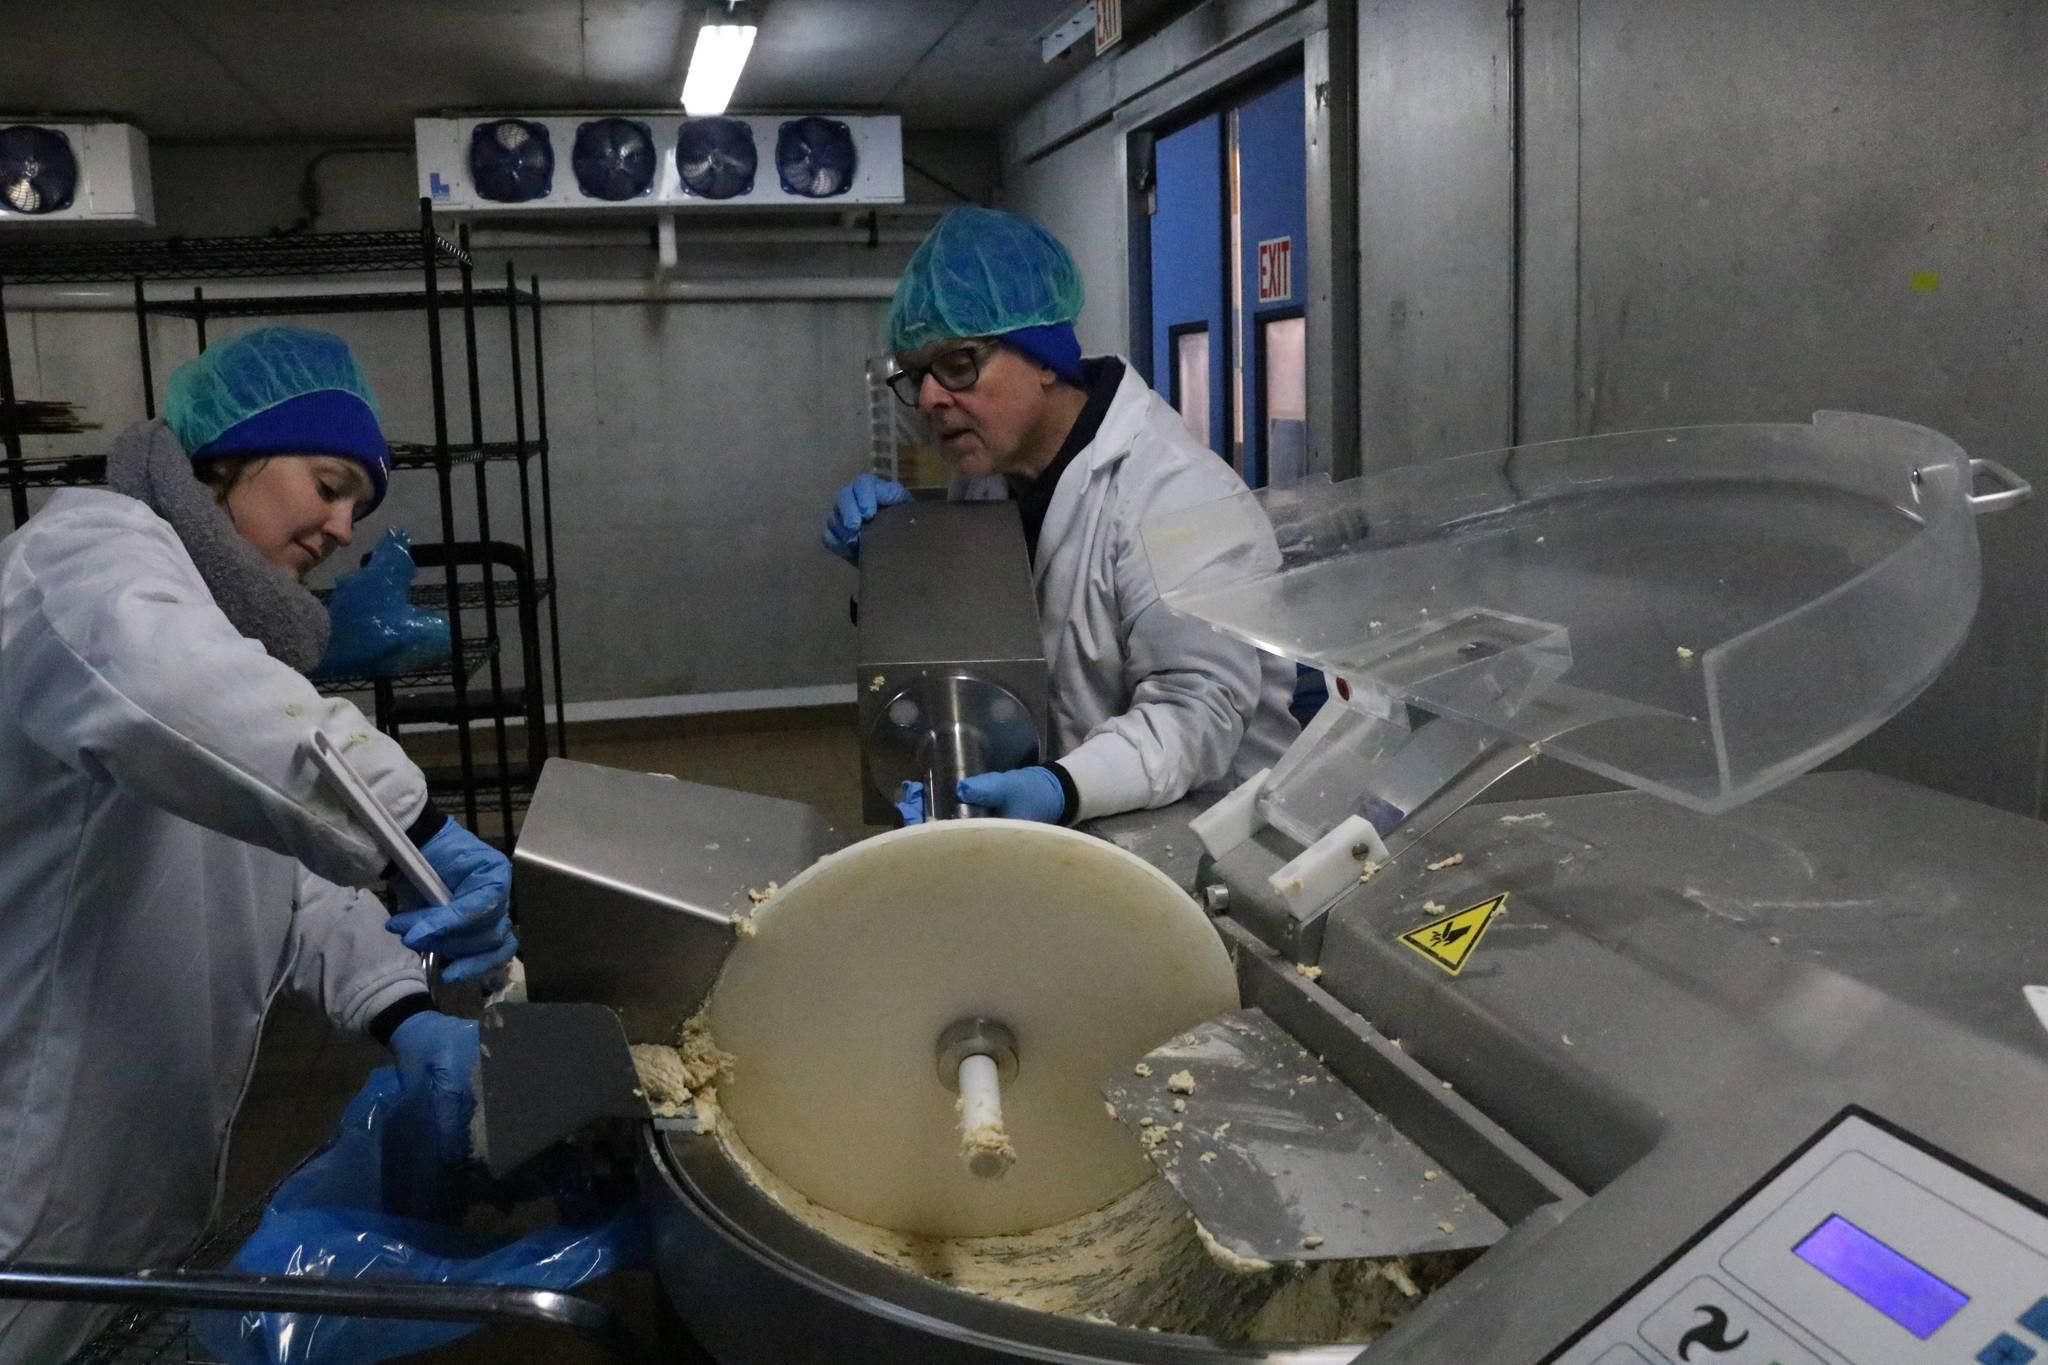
(887, 207), (1084, 353)
(165, 326), (382, 457)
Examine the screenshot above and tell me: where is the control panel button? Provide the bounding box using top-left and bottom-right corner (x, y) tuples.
(1980, 1334), (2038, 1365)
(1640, 1276), (1820, 1365)
(2020, 1297), (2048, 1341)
(1593, 1347), (1654, 1365)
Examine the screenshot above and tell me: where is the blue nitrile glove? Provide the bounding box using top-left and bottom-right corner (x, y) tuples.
(956, 767), (1067, 823)
(896, 780), (928, 827)
(386, 1010), (480, 1221)
(389, 818), (518, 982)
(821, 473), (911, 564)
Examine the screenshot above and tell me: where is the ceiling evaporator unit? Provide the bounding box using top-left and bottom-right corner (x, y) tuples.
(415, 113), (902, 212)
(0, 121), (154, 225)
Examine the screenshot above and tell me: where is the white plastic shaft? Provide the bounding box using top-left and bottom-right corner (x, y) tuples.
(956, 1053), (1016, 1178)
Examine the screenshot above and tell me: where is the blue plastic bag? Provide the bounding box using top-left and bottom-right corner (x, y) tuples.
(192, 1068), (648, 1365)
(310, 528), (452, 681)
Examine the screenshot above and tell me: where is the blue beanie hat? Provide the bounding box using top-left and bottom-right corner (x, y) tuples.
(164, 327), (392, 509)
(999, 322), (1085, 385)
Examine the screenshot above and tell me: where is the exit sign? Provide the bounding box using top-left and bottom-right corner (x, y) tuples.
(1095, 0), (1122, 53)
(1257, 235), (1293, 302)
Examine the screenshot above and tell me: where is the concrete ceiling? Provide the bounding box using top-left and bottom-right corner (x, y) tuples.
(0, 0), (1169, 142)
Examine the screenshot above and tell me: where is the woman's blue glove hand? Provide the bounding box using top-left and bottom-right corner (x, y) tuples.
(956, 767), (1066, 823)
(389, 818), (517, 982)
(821, 473), (911, 564)
(896, 780), (927, 827)
(385, 1011), (480, 1221)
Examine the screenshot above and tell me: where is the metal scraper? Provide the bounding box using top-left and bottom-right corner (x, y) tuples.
(1099, 1008), (1507, 1265)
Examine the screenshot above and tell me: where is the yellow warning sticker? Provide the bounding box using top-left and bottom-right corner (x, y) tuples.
(1398, 893), (1507, 975)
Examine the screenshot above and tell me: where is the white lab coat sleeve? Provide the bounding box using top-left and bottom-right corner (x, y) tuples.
(286, 868), (431, 1035)
(0, 498), (426, 888)
(1053, 513), (1271, 820)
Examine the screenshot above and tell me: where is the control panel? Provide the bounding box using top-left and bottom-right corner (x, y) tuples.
(1551, 1111), (2048, 1365)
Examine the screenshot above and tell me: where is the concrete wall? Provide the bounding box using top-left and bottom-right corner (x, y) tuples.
(1002, 124), (1131, 358)
(4, 135), (999, 710)
(1538, 0), (2048, 815)
(1354, 0), (1514, 471)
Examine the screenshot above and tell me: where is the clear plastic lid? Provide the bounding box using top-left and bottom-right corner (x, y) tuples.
(1145, 412), (1984, 814)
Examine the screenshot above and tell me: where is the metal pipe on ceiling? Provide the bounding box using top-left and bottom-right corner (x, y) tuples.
(463, 225), (931, 249)
(4, 277), (899, 310)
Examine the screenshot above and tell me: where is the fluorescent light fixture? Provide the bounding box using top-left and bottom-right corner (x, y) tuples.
(682, 18), (757, 115)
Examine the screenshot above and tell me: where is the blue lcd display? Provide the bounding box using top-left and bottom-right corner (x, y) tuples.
(1793, 1215), (1969, 1339)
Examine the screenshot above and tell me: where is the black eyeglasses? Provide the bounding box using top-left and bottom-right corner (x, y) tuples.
(886, 339), (1000, 407)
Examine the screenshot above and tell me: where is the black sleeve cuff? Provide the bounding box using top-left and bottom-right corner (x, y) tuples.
(368, 992), (437, 1048)
(405, 800), (448, 848)
(1049, 762), (1081, 826)
(382, 801), (449, 887)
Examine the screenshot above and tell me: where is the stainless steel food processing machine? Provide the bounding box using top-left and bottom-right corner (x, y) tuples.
(492, 414), (2048, 1365)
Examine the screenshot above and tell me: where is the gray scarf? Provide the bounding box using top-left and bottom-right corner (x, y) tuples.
(104, 419), (331, 672)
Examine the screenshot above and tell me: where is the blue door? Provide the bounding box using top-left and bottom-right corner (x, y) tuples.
(1143, 70), (1309, 488)
(1148, 113), (1228, 458)
(1234, 72), (1309, 490)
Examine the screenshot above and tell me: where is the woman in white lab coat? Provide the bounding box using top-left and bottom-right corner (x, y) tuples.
(823, 208), (1297, 823)
(0, 327), (514, 1363)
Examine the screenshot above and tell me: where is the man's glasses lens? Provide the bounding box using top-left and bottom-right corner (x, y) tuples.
(887, 343), (992, 406)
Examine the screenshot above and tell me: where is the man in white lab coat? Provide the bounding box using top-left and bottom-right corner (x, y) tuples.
(824, 207), (1297, 824)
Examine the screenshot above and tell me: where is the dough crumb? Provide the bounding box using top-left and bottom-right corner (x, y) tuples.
(1302, 1235), (1325, 1250)
(1172, 1098), (1187, 1113)
(1133, 1062), (1153, 1077)
(1296, 1074), (1320, 1086)
(1382, 1261), (1422, 1297)
(745, 881), (781, 905)
(733, 914), (759, 938)
(959, 1114), (1017, 1175)
(1358, 859), (1383, 884)
(1199, 1151), (1218, 1164)
(1422, 900), (1445, 914)
(1561, 1033), (1575, 1046)
(1104, 1101), (1119, 1120)
(1214, 1122), (1232, 1136)
(1194, 1221), (1275, 1275)
(1675, 645), (1695, 660)
(1421, 1169), (1439, 1181)
(1295, 962), (1323, 980)
(1139, 1125), (1169, 1150)
(1437, 1222), (1455, 1234)
(868, 674), (886, 691)
(1166, 1070), (1197, 1095)
(631, 1018), (731, 1117)
(1368, 619), (1383, 629)
(1497, 812), (1548, 825)
(1768, 935), (1783, 946)
(1425, 853), (1465, 871)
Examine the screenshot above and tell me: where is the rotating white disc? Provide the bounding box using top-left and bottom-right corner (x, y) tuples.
(708, 819), (1238, 1237)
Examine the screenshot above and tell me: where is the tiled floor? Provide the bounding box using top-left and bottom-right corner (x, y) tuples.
(207, 707), (872, 1363)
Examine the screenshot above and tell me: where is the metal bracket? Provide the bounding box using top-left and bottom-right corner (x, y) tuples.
(1968, 457), (2032, 514)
